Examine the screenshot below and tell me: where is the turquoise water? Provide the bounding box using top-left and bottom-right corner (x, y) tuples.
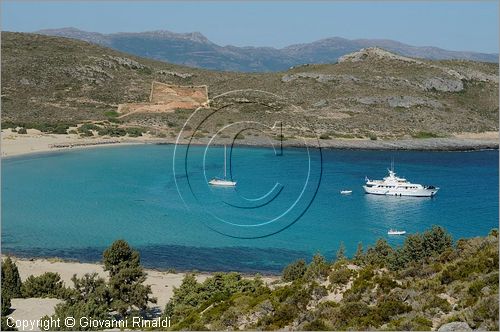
(2, 145), (498, 273)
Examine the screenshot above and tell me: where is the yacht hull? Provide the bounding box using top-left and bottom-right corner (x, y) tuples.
(363, 186), (438, 197)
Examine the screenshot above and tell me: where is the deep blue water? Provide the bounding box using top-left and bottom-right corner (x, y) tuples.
(2, 145), (498, 273)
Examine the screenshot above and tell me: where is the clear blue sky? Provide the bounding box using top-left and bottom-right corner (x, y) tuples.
(2, 1), (498, 53)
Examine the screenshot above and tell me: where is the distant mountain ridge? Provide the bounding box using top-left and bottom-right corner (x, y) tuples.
(35, 27), (498, 72)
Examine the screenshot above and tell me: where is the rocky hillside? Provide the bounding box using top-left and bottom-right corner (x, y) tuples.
(35, 28), (498, 72)
(1, 32), (498, 140)
(159, 227), (500, 331)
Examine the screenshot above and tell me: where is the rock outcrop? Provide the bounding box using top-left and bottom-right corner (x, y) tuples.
(338, 47), (423, 64)
(423, 77), (464, 92)
(437, 322), (472, 331)
(282, 72), (359, 83)
(355, 96), (442, 108)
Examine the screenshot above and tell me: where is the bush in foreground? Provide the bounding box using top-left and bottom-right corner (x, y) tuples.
(21, 272), (67, 298)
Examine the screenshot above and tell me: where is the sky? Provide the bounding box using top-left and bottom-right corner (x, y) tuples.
(2, 1), (498, 53)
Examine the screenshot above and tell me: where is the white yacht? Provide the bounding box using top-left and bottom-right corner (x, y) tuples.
(209, 145), (236, 187)
(363, 166), (438, 197)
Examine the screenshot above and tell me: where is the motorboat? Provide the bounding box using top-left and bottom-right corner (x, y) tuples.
(388, 229), (406, 235)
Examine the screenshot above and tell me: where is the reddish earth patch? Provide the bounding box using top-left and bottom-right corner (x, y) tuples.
(117, 81), (209, 117)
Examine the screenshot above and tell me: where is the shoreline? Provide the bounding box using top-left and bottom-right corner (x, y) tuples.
(1, 129), (498, 158)
(1, 252), (283, 277)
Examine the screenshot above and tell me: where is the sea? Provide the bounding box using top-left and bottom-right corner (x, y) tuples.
(2, 145), (498, 274)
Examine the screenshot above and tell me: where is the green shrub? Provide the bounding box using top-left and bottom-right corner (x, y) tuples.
(412, 131), (440, 139)
(329, 267), (353, 285)
(104, 110), (119, 118)
(375, 299), (412, 322)
(302, 319), (330, 330)
(17, 127), (27, 134)
(339, 301), (371, 321)
(125, 127), (144, 137)
(97, 127), (127, 137)
(47, 299), (111, 330)
(388, 315), (433, 331)
(282, 259), (307, 282)
(79, 130), (94, 137)
(319, 133), (330, 139)
(79, 123), (100, 132)
(21, 272), (67, 298)
(422, 295), (451, 313)
(43, 123), (70, 134)
(374, 275), (398, 292)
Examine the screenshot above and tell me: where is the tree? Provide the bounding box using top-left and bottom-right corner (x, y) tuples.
(336, 242), (346, 262)
(422, 225), (452, 256)
(353, 242), (365, 265)
(102, 240), (156, 317)
(1, 257), (22, 299)
(52, 277), (108, 330)
(304, 253), (329, 281)
(1, 295), (11, 316)
(366, 239), (394, 266)
(103, 240), (140, 277)
(402, 234), (425, 262)
(282, 259), (307, 282)
(45, 273), (111, 330)
(65, 273), (110, 305)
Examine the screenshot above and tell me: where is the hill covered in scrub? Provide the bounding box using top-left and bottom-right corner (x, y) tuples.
(160, 227), (499, 331)
(35, 27), (499, 72)
(1, 32), (498, 141)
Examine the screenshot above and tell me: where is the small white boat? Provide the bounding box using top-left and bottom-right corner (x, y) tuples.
(388, 229), (406, 235)
(340, 190), (352, 195)
(209, 145), (236, 187)
(209, 178), (236, 186)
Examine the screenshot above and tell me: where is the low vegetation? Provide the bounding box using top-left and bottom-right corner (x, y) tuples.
(1, 227), (498, 331)
(2, 32), (498, 140)
(158, 226), (498, 331)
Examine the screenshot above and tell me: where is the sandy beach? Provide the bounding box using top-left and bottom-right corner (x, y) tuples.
(1, 129), (498, 158)
(3, 256), (278, 331)
(0, 129), (157, 158)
